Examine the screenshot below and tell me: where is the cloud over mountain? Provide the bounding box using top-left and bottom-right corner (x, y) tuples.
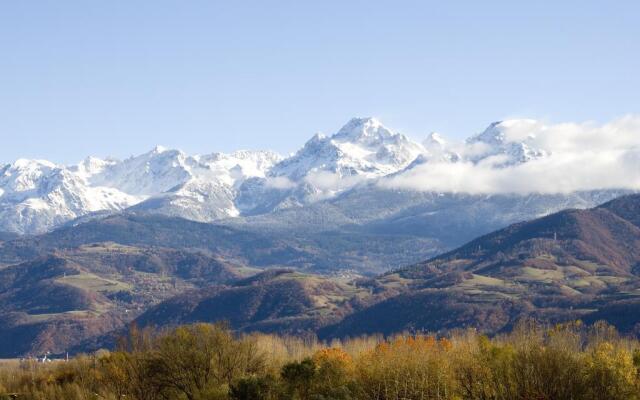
(381, 115), (640, 194)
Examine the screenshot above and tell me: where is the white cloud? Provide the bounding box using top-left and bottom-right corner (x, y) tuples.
(264, 176), (296, 189)
(302, 171), (368, 202)
(304, 170), (365, 192)
(379, 115), (640, 194)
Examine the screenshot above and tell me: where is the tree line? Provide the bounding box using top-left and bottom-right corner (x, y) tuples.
(1, 320), (640, 399)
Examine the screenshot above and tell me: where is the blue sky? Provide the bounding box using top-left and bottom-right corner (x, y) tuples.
(1, 1), (638, 164)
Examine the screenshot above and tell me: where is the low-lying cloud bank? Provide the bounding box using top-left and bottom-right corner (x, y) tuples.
(380, 115), (640, 194)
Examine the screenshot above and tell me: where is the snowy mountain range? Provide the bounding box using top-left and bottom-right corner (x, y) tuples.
(0, 147), (281, 233)
(0, 117), (623, 234)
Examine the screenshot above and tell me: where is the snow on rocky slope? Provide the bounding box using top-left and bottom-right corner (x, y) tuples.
(0, 117), (601, 235)
(0, 148), (282, 234)
(0, 159), (138, 234)
(270, 117), (424, 180)
(127, 149), (282, 220)
(465, 119), (549, 166)
(236, 117), (428, 212)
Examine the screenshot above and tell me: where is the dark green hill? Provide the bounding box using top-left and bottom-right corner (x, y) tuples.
(0, 212), (442, 274)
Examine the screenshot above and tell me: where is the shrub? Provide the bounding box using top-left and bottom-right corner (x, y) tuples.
(2, 321), (640, 400)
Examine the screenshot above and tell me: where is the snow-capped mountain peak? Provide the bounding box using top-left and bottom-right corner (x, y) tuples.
(423, 132), (447, 148)
(466, 119), (549, 166)
(334, 117), (389, 141)
(11, 158), (57, 170)
(1, 159), (59, 193)
(270, 117), (424, 181)
(72, 156), (118, 180)
(417, 132), (461, 164)
(89, 147), (193, 196)
(151, 145), (169, 154)
(102, 147), (283, 224)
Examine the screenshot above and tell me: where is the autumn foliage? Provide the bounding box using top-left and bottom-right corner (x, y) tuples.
(2, 321), (640, 399)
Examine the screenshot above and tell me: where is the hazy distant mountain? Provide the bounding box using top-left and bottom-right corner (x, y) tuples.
(132, 194), (640, 341)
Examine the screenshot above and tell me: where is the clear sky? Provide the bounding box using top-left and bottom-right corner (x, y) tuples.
(1, 1), (638, 164)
